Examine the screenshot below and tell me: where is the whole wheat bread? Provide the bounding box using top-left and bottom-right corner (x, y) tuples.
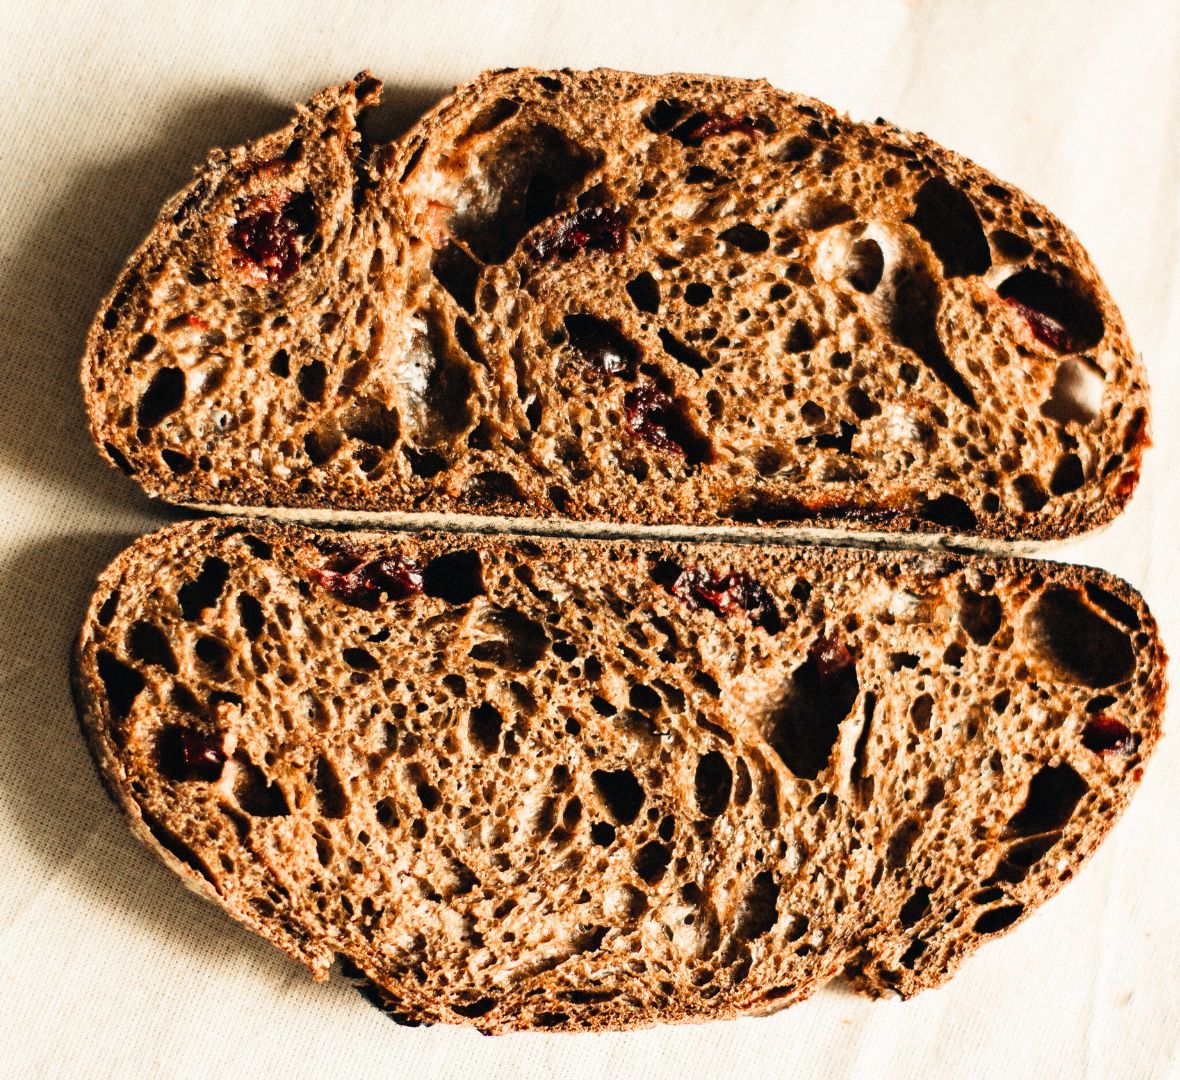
(73, 518), (1166, 1032)
(83, 69), (1150, 543)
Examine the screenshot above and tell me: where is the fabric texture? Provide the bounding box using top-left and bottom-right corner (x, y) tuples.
(1, 2), (1177, 1076)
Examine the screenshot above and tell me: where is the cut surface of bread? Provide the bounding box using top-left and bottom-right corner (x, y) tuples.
(74, 519), (1165, 1032)
(83, 69), (1149, 542)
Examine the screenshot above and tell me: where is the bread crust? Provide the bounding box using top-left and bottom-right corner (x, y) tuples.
(74, 518), (1167, 1032)
(82, 69), (1151, 543)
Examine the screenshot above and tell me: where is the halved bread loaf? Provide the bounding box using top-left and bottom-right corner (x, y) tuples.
(74, 519), (1165, 1032)
(83, 69), (1149, 543)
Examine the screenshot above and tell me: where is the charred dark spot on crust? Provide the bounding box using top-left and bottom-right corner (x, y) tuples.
(723, 494), (902, 526)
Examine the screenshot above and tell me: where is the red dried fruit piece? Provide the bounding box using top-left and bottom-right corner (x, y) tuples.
(671, 567), (781, 633)
(157, 725), (226, 782)
(185, 314), (209, 329)
(1082, 715), (1140, 757)
(677, 112), (768, 144)
(1115, 467), (1140, 500)
(313, 553), (424, 610)
(229, 196), (302, 284)
(530, 206), (629, 262)
(625, 381), (683, 456)
(1003, 295), (1075, 353)
(810, 634), (854, 681)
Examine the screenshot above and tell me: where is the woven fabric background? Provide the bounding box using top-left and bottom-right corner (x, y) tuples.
(2, 2), (1177, 1077)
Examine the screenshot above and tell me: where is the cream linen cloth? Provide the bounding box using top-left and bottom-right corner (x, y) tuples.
(1, 2), (1178, 1077)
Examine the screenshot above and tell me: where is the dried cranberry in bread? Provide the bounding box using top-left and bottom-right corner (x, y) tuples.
(82, 69), (1149, 542)
(74, 520), (1166, 1032)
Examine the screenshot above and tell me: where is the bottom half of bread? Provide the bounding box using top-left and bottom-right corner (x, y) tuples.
(73, 519), (1165, 1031)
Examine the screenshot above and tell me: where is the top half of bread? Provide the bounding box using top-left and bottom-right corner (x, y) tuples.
(82, 69), (1150, 544)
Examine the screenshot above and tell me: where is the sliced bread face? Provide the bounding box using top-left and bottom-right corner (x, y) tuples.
(74, 520), (1165, 1032)
(84, 69), (1149, 543)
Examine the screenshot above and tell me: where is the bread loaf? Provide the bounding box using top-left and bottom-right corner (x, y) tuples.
(83, 69), (1150, 543)
(74, 519), (1166, 1032)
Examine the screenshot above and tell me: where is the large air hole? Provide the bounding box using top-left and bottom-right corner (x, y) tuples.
(237, 593), (265, 641)
(462, 471), (525, 505)
(468, 702), (503, 753)
(342, 647), (379, 671)
(1041, 357), (1105, 425)
(96, 650), (145, 721)
(178, 557), (230, 621)
(658, 328), (709, 373)
(718, 223), (770, 253)
(694, 752), (732, 817)
(735, 872), (779, 941)
(404, 313), (476, 441)
(1004, 763), (1088, 837)
(958, 589), (1002, 645)
(463, 97), (521, 137)
(633, 841), (671, 884)
(431, 242), (481, 313)
(1082, 583), (1140, 630)
(880, 261), (978, 408)
(137, 367), (185, 428)
(342, 397), (399, 448)
(468, 606), (548, 671)
(195, 635), (229, 673)
(997, 268), (1104, 352)
(233, 755), (290, 817)
(446, 123), (599, 264)
(564, 314), (639, 379)
(921, 494), (978, 531)
(906, 177), (991, 277)
(422, 550), (485, 604)
(845, 238), (884, 292)
(764, 636), (859, 779)
(641, 98), (688, 133)
(625, 271), (660, 313)
(314, 755), (349, 819)
(973, 904), (1024, 935)
(899, 886), (932, 928)
(128, 621), (178, 674)
(591, 768), (645, 824)
(304, 420), (342, 465)
(886, 818), (922, 870)
(1050, 454), (1085, 496)
(1027, 587), (1134, 687)
(296, 360), (328, 402)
